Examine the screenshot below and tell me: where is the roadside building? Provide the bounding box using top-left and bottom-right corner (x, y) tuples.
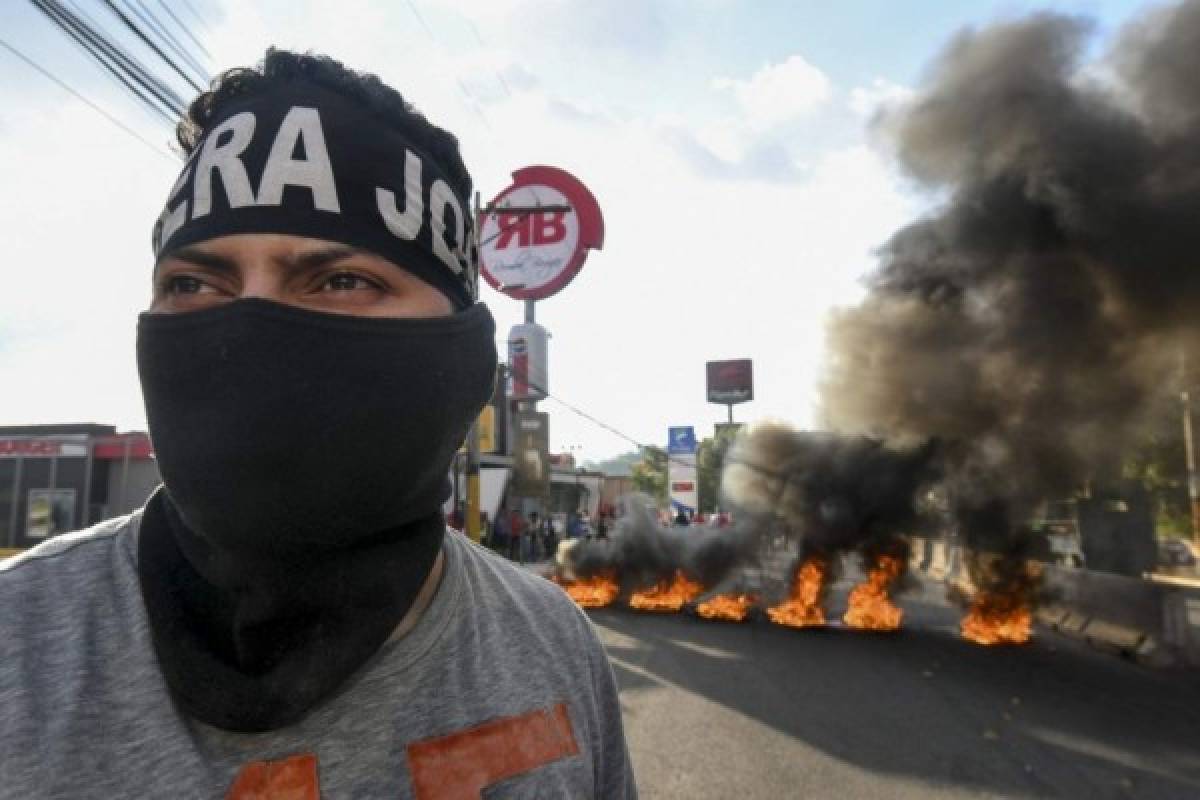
(0, 424), (160, 549)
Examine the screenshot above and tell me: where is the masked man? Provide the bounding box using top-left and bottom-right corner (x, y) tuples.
(0, 49), (635, 799)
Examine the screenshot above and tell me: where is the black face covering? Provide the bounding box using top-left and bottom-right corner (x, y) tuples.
(135, 298), (497, 731)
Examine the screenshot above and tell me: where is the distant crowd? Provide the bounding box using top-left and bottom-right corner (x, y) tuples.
(447, 505), (735, 563)
(444, 508), (611, 563)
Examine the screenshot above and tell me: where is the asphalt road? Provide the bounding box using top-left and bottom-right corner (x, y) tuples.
(589, 574), (1200, 799)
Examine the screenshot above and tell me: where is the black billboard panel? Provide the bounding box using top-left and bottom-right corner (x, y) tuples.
(707, 359), (753, 404)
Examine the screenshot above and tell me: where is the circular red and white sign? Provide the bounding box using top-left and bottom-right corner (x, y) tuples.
(479, 165), (604, 301)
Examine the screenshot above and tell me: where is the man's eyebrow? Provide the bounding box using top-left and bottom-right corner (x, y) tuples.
(282, 245), (363, 272)
(159, 246), (238, 275)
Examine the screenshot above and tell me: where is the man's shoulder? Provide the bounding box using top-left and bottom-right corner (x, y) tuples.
(0, 512), (139, 593)
(0, 512), (144, 682)
(449, 532), (587, 623)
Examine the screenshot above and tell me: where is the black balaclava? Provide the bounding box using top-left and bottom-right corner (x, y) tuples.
(135, 77), (497, 732)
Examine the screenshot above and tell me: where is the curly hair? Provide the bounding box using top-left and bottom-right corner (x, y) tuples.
(175, 48), (472, 201)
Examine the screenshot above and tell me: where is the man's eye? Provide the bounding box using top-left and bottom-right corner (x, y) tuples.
(323, 273), (379, 292)
(165, 275), (206, 294)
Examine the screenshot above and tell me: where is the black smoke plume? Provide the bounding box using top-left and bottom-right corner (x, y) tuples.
(821, 2), (1200, 591)
(721, 422), (939, 564)
(559, 496), (765, 595)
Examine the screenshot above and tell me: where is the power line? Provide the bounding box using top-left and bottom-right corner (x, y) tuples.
(155, 0), (211, 62)
(520, 375), (697, 469)
(33, 0), (187, 121)
(467, 19), (512, 100)
(127, 0), (209, 82)
(102, 0), (204, 93)
(0, 37), (178, 162)
(175, 0), (210, 33)
(403, 0), (493, 132)
(402, 0), (435, 40)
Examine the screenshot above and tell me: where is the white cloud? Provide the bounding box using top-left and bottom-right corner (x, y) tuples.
(0, 2), (918, 465)
(712, 55), (832, 129)
(0, 98), (177, 431)
(849, 78), (914, 118)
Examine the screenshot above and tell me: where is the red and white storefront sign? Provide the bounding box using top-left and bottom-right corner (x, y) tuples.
(479, 166), (604, 301)
(0, 439), (88, 458)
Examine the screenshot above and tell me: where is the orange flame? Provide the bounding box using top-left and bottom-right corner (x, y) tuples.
(554, 573), (619, 609)
(767, 556), (828, 628)
(629, 570), (705, 612)
(843, 554), (905, 631)
(695, 593), (757, 622)
(961, 592), (1032, 645)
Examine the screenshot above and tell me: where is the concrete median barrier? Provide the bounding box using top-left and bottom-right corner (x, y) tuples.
(909, 543), (1200, 667)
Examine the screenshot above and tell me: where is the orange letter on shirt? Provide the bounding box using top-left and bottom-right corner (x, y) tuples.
(226, 753), (319, 800)
(406, 703), (580, 799)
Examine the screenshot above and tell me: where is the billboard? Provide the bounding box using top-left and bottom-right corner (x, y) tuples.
(507, 323), (549, 401)
(706, 359), (753, 405)
(479, 166), (605, 301)
(511, 411), (550, 499)
(667, 426), (698, 516)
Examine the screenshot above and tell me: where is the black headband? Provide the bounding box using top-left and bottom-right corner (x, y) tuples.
(152, 81), (477, 309)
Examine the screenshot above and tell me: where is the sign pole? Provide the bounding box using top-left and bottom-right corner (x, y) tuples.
(479, 166), (605, 556)
(466, 423), (481, 542)
(81, 439), (94, 529)
(522, 299), (540, 534)
(1183, 389), (1199, 546)
(119, 437), (131, 514)
(7, 456), (22, 547)
(727, 404), (733, 424)
(465, 190), (483, 543)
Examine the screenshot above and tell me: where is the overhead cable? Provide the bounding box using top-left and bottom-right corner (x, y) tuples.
(126, 0), (209, 83)
(519, 375), (699, 470)
(0, 37), (178, 162)
(102, 0), (204, 92)
(33, 0), (187, 120)
(156, 0), (211, 61)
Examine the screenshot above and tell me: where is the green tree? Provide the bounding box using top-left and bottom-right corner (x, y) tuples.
(1123, 392), (1190, 537)
(697, 426), (741, 513)
(631, 446), (667, 501)
(584, 450), (641, 477)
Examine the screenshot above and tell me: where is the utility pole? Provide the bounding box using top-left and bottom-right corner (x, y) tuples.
(1184, 389), (1199, 546)
(466, 421), (482, 543)
(1181, 351), (1200, 547)
(465, 191), (484, 543)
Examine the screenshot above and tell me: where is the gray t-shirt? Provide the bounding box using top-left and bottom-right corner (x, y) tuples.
(0, 509), (635, 799)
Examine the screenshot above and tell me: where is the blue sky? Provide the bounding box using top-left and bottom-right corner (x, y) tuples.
(0, 0), (1162, 461)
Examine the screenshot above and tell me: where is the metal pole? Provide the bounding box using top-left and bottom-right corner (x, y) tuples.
(727, 403), (733, 424)
(466, 420), (482, 543)
(7, 456), (22, 548)
(464, 189), (483, 543)
(1183, 390), (1200, 546)
(47, 450), (58, 536)
(81, 437), (94, 530)
(119, 437), (131, 515)
(522, 299), (540, 530)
